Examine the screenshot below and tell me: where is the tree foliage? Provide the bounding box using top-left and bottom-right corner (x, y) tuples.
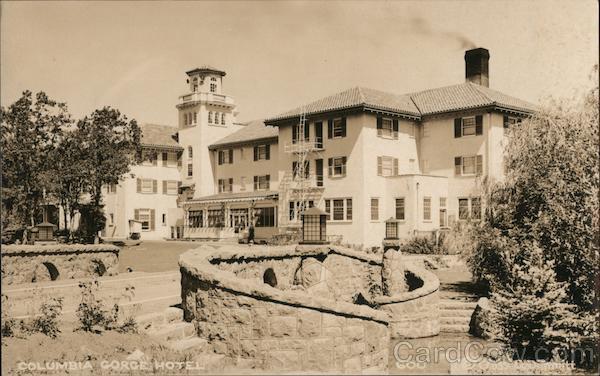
(1, 91), (71, 226)
(462, 67), (599, 366)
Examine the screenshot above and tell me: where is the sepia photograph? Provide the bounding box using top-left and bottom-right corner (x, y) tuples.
(1, 1), (598, 374)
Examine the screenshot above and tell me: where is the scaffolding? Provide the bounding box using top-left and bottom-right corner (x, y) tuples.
(282, 108), (324, 227)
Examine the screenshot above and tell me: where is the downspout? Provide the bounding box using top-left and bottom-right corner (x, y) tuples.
(415, 181), (420, 235)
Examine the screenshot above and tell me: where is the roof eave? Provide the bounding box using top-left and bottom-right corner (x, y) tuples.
(265, 105), (420, 126)
(208, 136), (278, 150)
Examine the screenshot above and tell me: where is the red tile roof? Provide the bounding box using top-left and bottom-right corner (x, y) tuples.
(266, 82), (537, 123)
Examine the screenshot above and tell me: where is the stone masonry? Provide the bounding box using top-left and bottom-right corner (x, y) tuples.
(1, 244), (120, 285)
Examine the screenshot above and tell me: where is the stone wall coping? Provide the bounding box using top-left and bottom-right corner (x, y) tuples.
(371, 263), (440, 305)
(1, 244), (121, 256)
(208, 244), (383, 266)
(180, 246), (391, 324)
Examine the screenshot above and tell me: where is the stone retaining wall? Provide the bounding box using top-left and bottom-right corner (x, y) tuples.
(179, 245), (441, 373)
(1, 244), (120, 285)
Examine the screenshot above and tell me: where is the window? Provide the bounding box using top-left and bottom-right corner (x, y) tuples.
(221, 113), (226, 125)
(218, 149), (233, 165)
(332, 118), (345, 138)
(440, 197), (447, 228)
(292, 122), (309, 144)
(187, 164), (193, 177)
(163, 180), (178, 195)
(254, 175), (270, 191)
(458, 198), (470, 220)
(215, 112), (220, 125)
(255, 207), (276, 227)
(138, 178), (156, 194)
(423, 197), (432, 221)
(254, 144), (270, 161)
(455, 155), (483, 176)
(240, 176), (247, 191)
(395, 198), (405, 220)
(328, 157), (347, 177)
(471, 197), (482, 220)
(161, 151), (177, 167)
(193, 112), (197, 124)
(207, 209), (224, 227)
(142, 151), (157, 166)
(377, 116), (398, 139)
(106, 184), (117, 194)
(455, 116), (483, 137)
(210, 83), (217, 93)
(218, 178), (233, 193)
(377, 156), (398, 176)
(162, 213), (166, 226)
(503, 115), (519, 133)
(137, 209), (152, 231)
(324, 198), (352, 221)
(189, 210), (203, 228)
(462, 116), (476, 136)
(292, 161), (309, 179)
(184, 113), (188, 126)
(208, 111), (213, 123)
(371, 198), (379, 220)
(333, 199), (344, 220)
(459, 197), (483, 220)
(288, 200), (314, 221)
(188, 146), (193, 159)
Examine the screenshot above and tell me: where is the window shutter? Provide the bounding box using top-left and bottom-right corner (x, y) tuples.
(377, 157), (382, 176)
(266, 175), (270, 190)
(475, 115), (483, 135)
(162, 152), (167, 167)
(152, 155), (157, 166)
(150, 209), (155, 231)
(218, 151), (223, 165)
(392, 119), (399, 139)
(136, 178), (141, 193)
(292, 125), (298, 143)
(454, 118), (462, 138)
(253, 146), (258, 161)
(253, 176), (258, 190)
(229, 149), (233, 164)
(292, 161), (297, 178)
(503, 115), (509, 129)
(305, 161), (310, 179)
(134, 209), (140, 221)
(393, 158), (399, 176)
(304, 121), (309, 140)
(454, 157), (462, 176)
(328, 158), (333, 176)
(341, 157), (347, 175)
(266, 145), (270, 160)
(327, 119), (333, 139)
(476, 155), (483, 175)
(229, 178), (233, 190)
(376, 116), (382, 137)
(153, 180), (157, 193)
(162, 180), (167, 194)
(341, 117), (347, 137)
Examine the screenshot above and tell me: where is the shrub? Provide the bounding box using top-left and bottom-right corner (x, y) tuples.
(31, 296), (63, 338)
(116, 316), (138, 334)
(1, 294), (16, 337)
(403, 234), (448, 255)
(76, 280), (118, 332)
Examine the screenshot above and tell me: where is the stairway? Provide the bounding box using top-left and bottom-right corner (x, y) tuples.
(137, 307), (207, 352)
(439, 299), (477, 333)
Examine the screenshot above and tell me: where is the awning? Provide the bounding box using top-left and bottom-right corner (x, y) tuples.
(184, 191), (278, 205)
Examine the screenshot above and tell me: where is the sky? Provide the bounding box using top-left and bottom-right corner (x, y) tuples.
(1, 1), (598, 124)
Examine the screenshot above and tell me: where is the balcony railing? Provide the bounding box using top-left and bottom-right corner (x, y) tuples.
(284, 137), (324, 153)
(178, 92), (234, 106)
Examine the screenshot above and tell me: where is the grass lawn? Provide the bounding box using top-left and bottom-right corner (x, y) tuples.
(118, 240), (216, 273)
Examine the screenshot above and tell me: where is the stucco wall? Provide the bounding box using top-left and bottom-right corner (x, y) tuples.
(1, 244), (120, 285)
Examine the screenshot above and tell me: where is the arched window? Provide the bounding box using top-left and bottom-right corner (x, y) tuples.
(221, 113), (226, 125)
(188, 146), (193, 159)
(208, 111), (213, 123)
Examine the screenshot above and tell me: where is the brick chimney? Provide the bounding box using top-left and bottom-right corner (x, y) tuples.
(465, 48), (490, 87)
